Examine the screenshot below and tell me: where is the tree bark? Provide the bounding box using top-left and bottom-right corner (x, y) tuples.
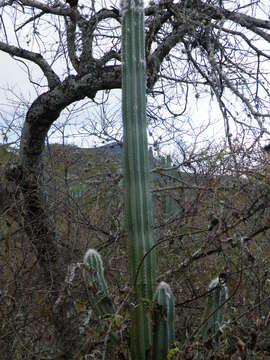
(5, 67), (122, 358)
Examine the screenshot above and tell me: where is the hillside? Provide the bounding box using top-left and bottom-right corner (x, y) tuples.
(0, 143), (270, 358)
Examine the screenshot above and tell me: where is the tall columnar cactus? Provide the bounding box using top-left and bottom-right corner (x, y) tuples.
(152, 282), (175, 360)
(165, 155), (173, 217)
(198, 276), (228, 343)
(121, 0), (156, 358)
(83, 249), (116, 317)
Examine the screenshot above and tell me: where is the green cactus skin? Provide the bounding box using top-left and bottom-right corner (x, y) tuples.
(152, 282), (175, 360)
(121, 0), (156, 358)
(83, 249), (116, 317)
(198, 276), (228, 343)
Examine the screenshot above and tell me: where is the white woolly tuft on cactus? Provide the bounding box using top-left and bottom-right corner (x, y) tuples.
(208, 276), (219, 289)
(208, 276), (228, 297)
(83, 248), (104, 273)
(84, 248), (102, 264)
(157, 281), (170, 290)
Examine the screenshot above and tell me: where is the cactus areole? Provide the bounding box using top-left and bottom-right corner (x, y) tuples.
(121, 0), (156, 358)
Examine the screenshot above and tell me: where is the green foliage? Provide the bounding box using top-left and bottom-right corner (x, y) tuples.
(167, 347), (179, 360)
(152, 282), (175, 360)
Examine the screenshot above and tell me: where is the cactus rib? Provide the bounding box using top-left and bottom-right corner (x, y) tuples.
(121, 0), (157, 358)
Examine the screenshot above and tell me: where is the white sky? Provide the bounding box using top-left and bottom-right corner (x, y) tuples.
(0, 0), (270, 153)
(0, 43), (225, 152)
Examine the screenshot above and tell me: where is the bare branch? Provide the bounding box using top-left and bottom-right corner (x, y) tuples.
(0, 41), (60, 88)
(20, 65), (121, 171)
(16, 0), (72, 16)
(15, 10), (45, 32)
(65, 16), (79, 72)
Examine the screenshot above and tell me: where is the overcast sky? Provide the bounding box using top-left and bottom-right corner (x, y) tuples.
(0, 53), (31, 98)
(0, 1), (269, 153)
(0, 46), (226, 153)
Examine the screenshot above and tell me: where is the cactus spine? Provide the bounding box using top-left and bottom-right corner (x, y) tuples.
(121, 0), (156, 358)
(83, 249), (116, 317)
(152, 282), (175, 360)
(198, 276), (228, 343)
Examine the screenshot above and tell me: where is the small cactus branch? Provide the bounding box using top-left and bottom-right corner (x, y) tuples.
(198, 276), (228, 343)
(152, 282), (175, 360)
(83, 249), (116, 317)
